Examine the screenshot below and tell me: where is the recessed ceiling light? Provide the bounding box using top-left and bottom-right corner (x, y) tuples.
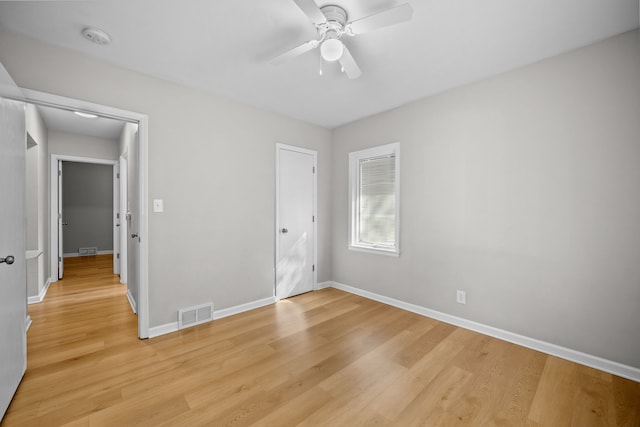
(81, 27), (111, 45)
(74, 111), (99, 119)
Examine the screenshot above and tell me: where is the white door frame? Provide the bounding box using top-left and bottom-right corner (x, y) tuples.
(113, 161), (120, 275)
(274, 143), (317, 298)
(119, 152), (128, 285)
(28, 88), (150, 339)
(57, 159), (63, 279)
(51, 155), (117, 274)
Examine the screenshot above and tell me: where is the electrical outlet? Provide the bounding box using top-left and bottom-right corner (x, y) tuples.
(456, 290), (466, 305)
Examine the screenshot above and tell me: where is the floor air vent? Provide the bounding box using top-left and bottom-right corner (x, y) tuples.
(78, 247), (97, 256)
(178, 303), (214, 329)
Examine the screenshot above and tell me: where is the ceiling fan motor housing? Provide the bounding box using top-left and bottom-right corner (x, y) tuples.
(319, 5), (348, 39)
(321, 5), (347, 25)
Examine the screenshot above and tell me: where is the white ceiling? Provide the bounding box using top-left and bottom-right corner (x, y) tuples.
(36, 104), (125, 140)
(0, 0), (638, 129)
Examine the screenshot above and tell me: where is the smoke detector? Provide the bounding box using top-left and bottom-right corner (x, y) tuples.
(81, 27), (111, 45)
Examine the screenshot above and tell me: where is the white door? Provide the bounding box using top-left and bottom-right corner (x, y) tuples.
(57, 160), (64, 279)
(126, 133), (139, 312)
(0, 95), (27, 418)
(119, 154), (128, 284)
(113, 162), (120, 274)
(275, 144), (316, 299)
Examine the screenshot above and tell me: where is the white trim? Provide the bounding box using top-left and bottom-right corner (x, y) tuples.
(25, 315), (32, 332)
(26, 88), (149, 340)
(50, 154), (117, 282)
(348, 142), (401, 255)
(126, 289), (137, 314)
(51, 154), (116, 165)
(275, 143), (318, 299)
(316, 281), (333, 290)
(63, 250), (113, 258)
(20, 88), (143, 124)
(214, 297), (276, 320)
(348, 246), (400, 257)
(56, 158), (62, 279)
(328, 281), (640, 383)
(27, 278), (52, 305)
(113, 161), (120, 275)
(148, 322), (178, 339)
(137, 116), (150, 339)
(25, 249), (43, 259)
(148, 296), (277, 339)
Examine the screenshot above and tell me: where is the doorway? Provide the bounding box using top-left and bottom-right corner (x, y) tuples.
(22, 88), (150, 339)
(52, 157), (118, 280)
(275, 143), (317, 299)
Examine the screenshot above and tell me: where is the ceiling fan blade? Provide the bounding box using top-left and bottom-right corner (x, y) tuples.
(271, 40), (319, 64)
(346, 3), (413, 35)
(338, 45), (362, 79)
(292, 0), (327, 26)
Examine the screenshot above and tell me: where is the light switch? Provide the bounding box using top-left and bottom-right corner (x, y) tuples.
(153, 199), (164, 213)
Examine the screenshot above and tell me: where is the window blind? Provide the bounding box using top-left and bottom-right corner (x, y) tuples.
(358, 154), (396, 246)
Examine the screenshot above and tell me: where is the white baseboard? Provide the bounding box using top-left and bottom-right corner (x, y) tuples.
(127, 289), (137, 314)
(148, 296), (277, 339)
(27, 278), (52, 305)
(316, 281), (332, 290)
(25, 315), (32, 332)
(64, 250), (113, 258)
(148, 321), (179, 338)
(329, 281), (640, 383)
(214, 296), (276, 320)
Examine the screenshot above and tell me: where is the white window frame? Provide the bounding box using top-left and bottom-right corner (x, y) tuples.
(348, 142), (400, 256)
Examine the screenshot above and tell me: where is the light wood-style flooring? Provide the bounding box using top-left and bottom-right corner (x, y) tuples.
(3, 254), (639, 426)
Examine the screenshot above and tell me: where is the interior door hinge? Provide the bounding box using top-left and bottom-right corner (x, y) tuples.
(312, 215), (315, 222)
(117, 253), (120, 259)
(117, 172), (120, 179)
(58, 256), (61, 262)
(312, 166), (315, 174)
(58, 170), (61, 176)
(312, 265), (315, 272)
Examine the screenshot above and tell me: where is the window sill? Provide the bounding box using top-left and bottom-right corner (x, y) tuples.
(348, 245), (399, 257)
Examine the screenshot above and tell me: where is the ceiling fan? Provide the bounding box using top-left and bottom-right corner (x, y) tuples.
(272, 0), (413, 79)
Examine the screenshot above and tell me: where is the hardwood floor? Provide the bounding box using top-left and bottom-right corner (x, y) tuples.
(3, 254), (639, 426)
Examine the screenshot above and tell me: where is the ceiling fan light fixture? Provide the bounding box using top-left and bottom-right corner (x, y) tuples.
(320, 38), (344, 62)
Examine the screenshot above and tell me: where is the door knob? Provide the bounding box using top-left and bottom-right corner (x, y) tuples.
(281, 228), (288, 234)
(131, 233), (138, 238)
(0, 255), (15, 265)
(62, 222), (68, 226)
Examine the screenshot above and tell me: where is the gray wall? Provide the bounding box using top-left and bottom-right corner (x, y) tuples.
(25, 104), (49, 298)
(2, 26), (637, 370)
(331, 30), (640, 368)
(49, 131), (119, 160)
(25, 141), (38, 248)
(0, 30), (333, 328)
(62, 162), (113, 254)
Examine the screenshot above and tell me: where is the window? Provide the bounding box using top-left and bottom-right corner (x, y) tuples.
(349, 143), (400, 255)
